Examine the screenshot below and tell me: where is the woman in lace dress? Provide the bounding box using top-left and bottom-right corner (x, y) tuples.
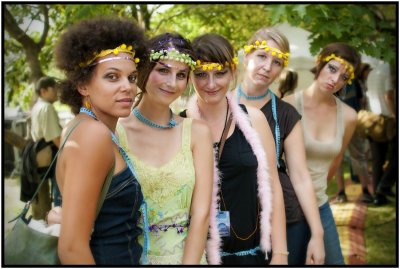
(117, 33), (213, 264)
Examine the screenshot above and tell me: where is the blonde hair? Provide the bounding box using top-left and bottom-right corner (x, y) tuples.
(248, 27), (290, 54)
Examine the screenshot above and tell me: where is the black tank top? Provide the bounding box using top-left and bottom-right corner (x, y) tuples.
(218, 105), (269, 265)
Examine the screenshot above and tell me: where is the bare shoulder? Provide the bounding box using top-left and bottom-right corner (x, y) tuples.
(64, 119), (114, 153)
(282, 93), (295, 106)
(191, 118), (212, 138)
(341, 102), (358, 123)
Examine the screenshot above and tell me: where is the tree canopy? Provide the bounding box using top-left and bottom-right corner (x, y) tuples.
(3, 3), (397, 110)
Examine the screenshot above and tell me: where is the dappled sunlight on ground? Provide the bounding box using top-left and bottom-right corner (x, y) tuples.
(4, 178), (27, 237)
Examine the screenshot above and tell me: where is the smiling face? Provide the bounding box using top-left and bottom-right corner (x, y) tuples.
(79, 52), (138, 120)
(317, 59), (352, 94)
(192, 65), (234, 104)
(244, 39), (285, 88)
(145, 60), (190, 106)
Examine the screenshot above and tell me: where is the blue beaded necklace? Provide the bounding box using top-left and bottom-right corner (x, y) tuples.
(79, 107), (150, 264)
(132, 108), (178, 129)
(236, 86), (281, 168)
(237, 84), (269, 100)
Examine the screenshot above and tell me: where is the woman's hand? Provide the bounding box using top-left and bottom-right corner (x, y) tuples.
(47, 206), (62, 226)
(306, 234), (325, 264)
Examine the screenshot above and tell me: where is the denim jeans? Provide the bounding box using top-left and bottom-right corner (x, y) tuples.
(287, 218), (311, 265)
(319, 202), (345, 265)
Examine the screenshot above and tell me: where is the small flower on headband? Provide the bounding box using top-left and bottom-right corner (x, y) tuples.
(150, 48), (196, 70)
(322, 53), (355, 84)
(79, 44), (140, 68)
(195, 57), (238, 71)
(244, 40), (290, 67)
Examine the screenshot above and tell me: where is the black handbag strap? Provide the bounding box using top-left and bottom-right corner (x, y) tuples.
(33, 120), (84, 204)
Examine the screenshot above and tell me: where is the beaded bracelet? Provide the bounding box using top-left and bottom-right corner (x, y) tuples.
(273, 251), (289, 256)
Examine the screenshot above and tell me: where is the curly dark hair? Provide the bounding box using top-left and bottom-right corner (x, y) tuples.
(135, 32), (195, 107)
(54, 17), (147, 114)
(311, 42), (361, 82)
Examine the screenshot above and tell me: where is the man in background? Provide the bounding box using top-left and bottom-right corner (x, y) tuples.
(30, 76), (62, 219)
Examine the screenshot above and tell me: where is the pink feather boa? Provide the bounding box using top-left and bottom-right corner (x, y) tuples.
(187, 92), (273, 263)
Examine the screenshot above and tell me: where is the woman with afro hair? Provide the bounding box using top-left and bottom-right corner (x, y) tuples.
(52, 17), (147, 265)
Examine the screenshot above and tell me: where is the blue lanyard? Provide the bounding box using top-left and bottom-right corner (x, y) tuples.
(79, 107), (149, 264)
(237, 88), (281, 168)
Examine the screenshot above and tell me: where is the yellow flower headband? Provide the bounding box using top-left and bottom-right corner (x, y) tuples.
(321, 53), (355, 84)
(244, 40), (290, 67)
(195, 57), (239, 71)
(79, 44), (140, 68)
(150, 48), (196, 70)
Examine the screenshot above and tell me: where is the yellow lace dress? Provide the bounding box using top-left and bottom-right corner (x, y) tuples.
(117, 118), (207, 264)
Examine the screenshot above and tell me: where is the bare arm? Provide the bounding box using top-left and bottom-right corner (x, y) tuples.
(329, 105), (358, 182)
(284, 122), (325, 264)
(182, 120), (213, 264)
(57, 121), (114, 264)
(52, 136), (61, 148)
(327, 153), (344, 181)
(248, 107), (287, 264)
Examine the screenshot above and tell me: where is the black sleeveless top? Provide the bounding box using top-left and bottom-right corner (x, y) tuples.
(261, 98), (305, 224)
(180, 106), (269, 265)
(218, 105), (269, 265)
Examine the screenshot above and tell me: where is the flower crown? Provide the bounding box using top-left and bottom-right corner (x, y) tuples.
(79, 44), (140, 68)
(244, 40), (290, 67)
(195, 57), (239, 71)
(320, 54), (355, 84)
(149, 48), (196, 70)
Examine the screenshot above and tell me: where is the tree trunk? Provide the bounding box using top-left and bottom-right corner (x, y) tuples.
(139, 4), (151, 31)
(4, 5), (48, 83)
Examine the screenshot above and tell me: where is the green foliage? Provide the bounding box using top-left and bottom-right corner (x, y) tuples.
(4, 3), (397, 108)
(150, 4), (271, 51)
(4, 36), (32, 110)
(266, 4), (396, 62)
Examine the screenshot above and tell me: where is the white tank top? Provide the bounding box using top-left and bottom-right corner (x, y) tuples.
(294, 91), (344, 206)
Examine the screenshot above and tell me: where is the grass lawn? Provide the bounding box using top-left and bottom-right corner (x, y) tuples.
(364, 193), (397, 265)
(4, 170), (398, 266)
(327, 167), (397, 266)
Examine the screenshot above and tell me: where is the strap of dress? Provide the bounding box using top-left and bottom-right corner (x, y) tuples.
(334, 96), (345, 139)
(181, 118), (192, 151)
